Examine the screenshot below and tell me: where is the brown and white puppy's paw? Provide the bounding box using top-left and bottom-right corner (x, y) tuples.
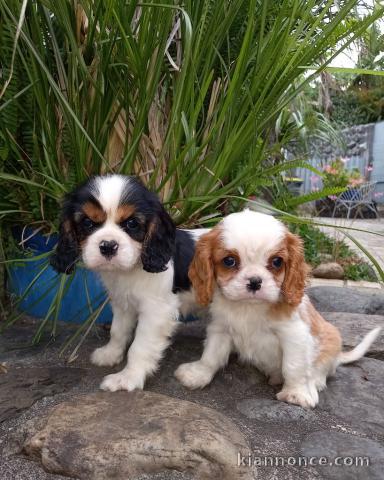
(175, 362), (214, 390)
(276, 384), (319, 409)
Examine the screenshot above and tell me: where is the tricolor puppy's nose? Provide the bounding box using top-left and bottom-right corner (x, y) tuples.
(247, 276), (262, 292)
(99, 240), (119, 258)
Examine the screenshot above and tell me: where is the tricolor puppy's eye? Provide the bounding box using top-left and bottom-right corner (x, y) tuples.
(82, 217), (95, 230)
(125, 217), (139, 230)
(271, 256), (283, 269)
(222, 256), (237, 268)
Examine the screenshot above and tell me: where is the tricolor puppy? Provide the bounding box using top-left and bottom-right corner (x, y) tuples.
(51, 175), (198, 392)
(175, 210), (381, 408)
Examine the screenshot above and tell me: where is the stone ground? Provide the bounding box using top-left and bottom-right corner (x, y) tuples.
(1, 286), (384, 479)
(315, 217), (384, 272)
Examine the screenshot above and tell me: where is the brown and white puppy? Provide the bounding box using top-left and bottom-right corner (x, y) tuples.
(175, 210), (381, 408)
(51, 174), (199, 392)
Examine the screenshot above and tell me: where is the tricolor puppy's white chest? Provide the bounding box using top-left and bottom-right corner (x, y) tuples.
(101, 266), (177, 310)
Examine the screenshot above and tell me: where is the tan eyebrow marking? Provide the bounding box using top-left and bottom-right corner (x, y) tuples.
(116, 204), (136, 223)
(82, 202), (107, 223)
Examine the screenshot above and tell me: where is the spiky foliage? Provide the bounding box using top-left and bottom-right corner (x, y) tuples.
(1, 0), (382, 229)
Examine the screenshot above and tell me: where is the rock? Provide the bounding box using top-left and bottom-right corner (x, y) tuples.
(0, 367), (86, 423)
(23, 391), (251, 480)
(312, 262), (344, 279)
(301, 431), (384, 480)
(318, 358), (384, 436)
(322, 312), (384, 357)
(319, 253), (333, 263)
(308, 286), (384, 314)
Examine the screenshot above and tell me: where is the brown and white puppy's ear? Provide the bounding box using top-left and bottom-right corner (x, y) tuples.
(188, 229), (220, 306)
(281, 232), (309, 307)
(50, 197), (80, 275)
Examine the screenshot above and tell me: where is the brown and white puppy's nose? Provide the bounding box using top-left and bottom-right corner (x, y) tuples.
(247, 276), (262, 292)
(99, 240), (119, 258)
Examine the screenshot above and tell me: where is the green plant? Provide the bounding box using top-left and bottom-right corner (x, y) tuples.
(1, 0), (382, 228)
(344, 262), (377, 282)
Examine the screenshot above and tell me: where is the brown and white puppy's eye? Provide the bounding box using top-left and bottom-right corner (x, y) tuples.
(222, 256), (237, 268)
(271, 256), (283, 270)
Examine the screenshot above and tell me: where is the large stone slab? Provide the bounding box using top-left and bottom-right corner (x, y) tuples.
(318, 358), (384, 436)
(308, 286), (384, 314)
(23, 391), (251, 480)
(322, 312), (384, 356)
(237, 398), (317, 422)
(301, 431), (384, 480)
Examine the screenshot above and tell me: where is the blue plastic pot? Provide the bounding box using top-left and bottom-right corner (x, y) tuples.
(7, 227), (112, 324)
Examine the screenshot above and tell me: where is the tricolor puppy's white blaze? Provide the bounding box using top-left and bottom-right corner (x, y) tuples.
(51, 175), (197, 392)
(175, 210), (382, 409)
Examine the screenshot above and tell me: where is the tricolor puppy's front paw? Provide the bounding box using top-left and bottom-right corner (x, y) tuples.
(175, 361), (214, 390)
(90, 345), (124, 367)
(100, 371), (144, 392)
(276, 384), (319, 409)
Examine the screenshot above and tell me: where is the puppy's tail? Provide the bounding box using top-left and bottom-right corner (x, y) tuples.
(337, 327), (381, 366)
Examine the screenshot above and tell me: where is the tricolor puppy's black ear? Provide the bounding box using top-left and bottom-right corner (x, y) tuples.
(50, 201), (79, 275)
(141, 205), (176, 273)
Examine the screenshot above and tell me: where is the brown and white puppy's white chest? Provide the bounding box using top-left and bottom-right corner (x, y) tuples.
(211, 297), (283, 377)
